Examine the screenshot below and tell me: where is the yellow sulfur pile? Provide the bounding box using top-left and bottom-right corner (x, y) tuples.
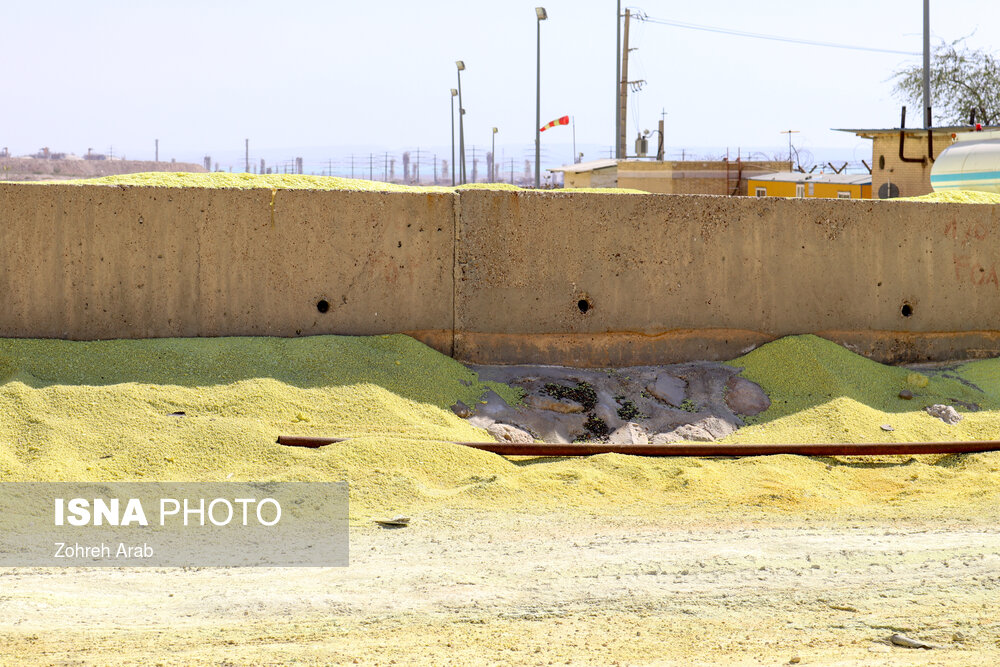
(39, 172), (647, 194)
(901, 189), (1000, 204)
(1, 333), (999, 521)
(724, 334), (998, 444)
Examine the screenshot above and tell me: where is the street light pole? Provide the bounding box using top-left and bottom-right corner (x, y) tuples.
(535, 7), (547, 188)
(456, 61), (466, 185)
(491, 127), (498, 182)
(450, 88), (458, 186)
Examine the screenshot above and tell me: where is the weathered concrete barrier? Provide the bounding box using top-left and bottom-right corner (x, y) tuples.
(1, 183), (999, 365)
(454, 190), (1000, 365)
(0, 184), (455, 353)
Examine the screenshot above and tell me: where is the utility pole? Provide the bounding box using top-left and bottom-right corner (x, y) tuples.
(155, 139), (159, 163)
(617, 9), (632, 160)
(572, 116), (577, 164)
(535, 7), (548, 188)
(245, 139), (249, 173)
(350, 154), (355, 179)
(615, 0), (621, 159)
(922, 0), (931, 128)
(369, 153), (373, 180)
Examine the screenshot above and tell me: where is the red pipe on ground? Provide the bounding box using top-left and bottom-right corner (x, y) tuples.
(276, 435), (1000, 457)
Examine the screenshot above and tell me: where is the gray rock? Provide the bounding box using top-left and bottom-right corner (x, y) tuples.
(593, 389), (625, 432)
(669, 423), (715, 442)
(696, 416), (739, 439)
(608, 422), (649, 445)
(724, 376), (771, 416)
(652, 432), (682, 445)
(647, 374), (686, 407)
(524, 394), (585, 414)
(486, 423), (534, 444)
(926, 404), (963, 425)
(451, 400), (472, 418)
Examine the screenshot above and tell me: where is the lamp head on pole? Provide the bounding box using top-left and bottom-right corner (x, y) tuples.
(450, 88), (458, 96)
(455, 60), (465, 71)
(535, 6), (547, 20)
(492, 127), (498, 134)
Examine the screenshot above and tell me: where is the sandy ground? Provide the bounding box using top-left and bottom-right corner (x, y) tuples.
(2, 507), (999, 666)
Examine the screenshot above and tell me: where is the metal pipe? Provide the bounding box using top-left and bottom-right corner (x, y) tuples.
(276, 435), (1000, 457)
(899, 106), (926, 164)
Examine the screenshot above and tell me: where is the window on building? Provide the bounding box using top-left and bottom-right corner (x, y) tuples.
(755, 187), (766, 197)
(795, 184), (805, 198)
(808, 183), (815, 196)
(837, 191), (851, 199)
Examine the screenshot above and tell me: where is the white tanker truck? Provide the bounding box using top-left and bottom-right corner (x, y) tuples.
(930, 129), (1000, 194)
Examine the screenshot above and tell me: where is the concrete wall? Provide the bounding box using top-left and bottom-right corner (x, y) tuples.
(2, 183), (1000, 366)
(0, 184), (455, 353)
(454, 190), (1000, 365)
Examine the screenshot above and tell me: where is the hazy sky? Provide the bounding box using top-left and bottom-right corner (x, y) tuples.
(2, 1), (997, 172)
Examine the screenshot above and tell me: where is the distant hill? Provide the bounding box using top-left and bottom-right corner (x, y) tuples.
(0, 157), (207, 181)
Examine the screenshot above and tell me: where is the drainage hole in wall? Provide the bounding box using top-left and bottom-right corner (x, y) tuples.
(901, 303), (913, 317)
(317, 299), (330, 313)
(577, 298), (592, 314)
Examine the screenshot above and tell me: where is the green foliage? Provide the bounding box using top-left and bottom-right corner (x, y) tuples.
(616, 399), (643, 421)
(543, 381), (598, 411)
(892, 39), (1000, 126)
(583, 414), (609, 438)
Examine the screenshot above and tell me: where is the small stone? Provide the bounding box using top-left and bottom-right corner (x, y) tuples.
(695, 416), (738, 439)
(608, 422), (648, 445)
(880, 424), (894, 431)
(898, 389), (913, 400)
(451, 400), (472, 418)
(890, 633), (936, 649)
(647, 374), (686, 407)
(486, 423), (534, 444)
(524, 394), (585, 414)
(670, 423), (715, 442)
(789, 658), (801, 665)
(652, 431), (682, 445)
(926, 404), (963, 425)
(725, 376), (771, 415)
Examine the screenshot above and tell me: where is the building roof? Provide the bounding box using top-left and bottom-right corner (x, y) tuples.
(834, 125), (1000, 138)
(548, 158), (618, 174)
(749, 171), (871, 185)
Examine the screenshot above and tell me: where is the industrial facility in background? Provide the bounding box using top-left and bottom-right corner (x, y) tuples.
(839, 108), (1000, 198)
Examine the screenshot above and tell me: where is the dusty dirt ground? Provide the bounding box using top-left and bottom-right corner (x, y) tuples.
(2, 507), (999, 666)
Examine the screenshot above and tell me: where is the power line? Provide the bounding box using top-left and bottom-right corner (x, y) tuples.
(637, 15), (920, 56)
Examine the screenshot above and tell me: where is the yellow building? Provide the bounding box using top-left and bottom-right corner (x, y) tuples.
(746, 172), (872, 199)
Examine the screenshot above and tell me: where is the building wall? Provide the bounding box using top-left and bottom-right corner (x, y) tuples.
(871, 132), (954, 198)
(747, 179), (870, 199)
(616, 160), (788, 195)
(3, 183), (1000, 366)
